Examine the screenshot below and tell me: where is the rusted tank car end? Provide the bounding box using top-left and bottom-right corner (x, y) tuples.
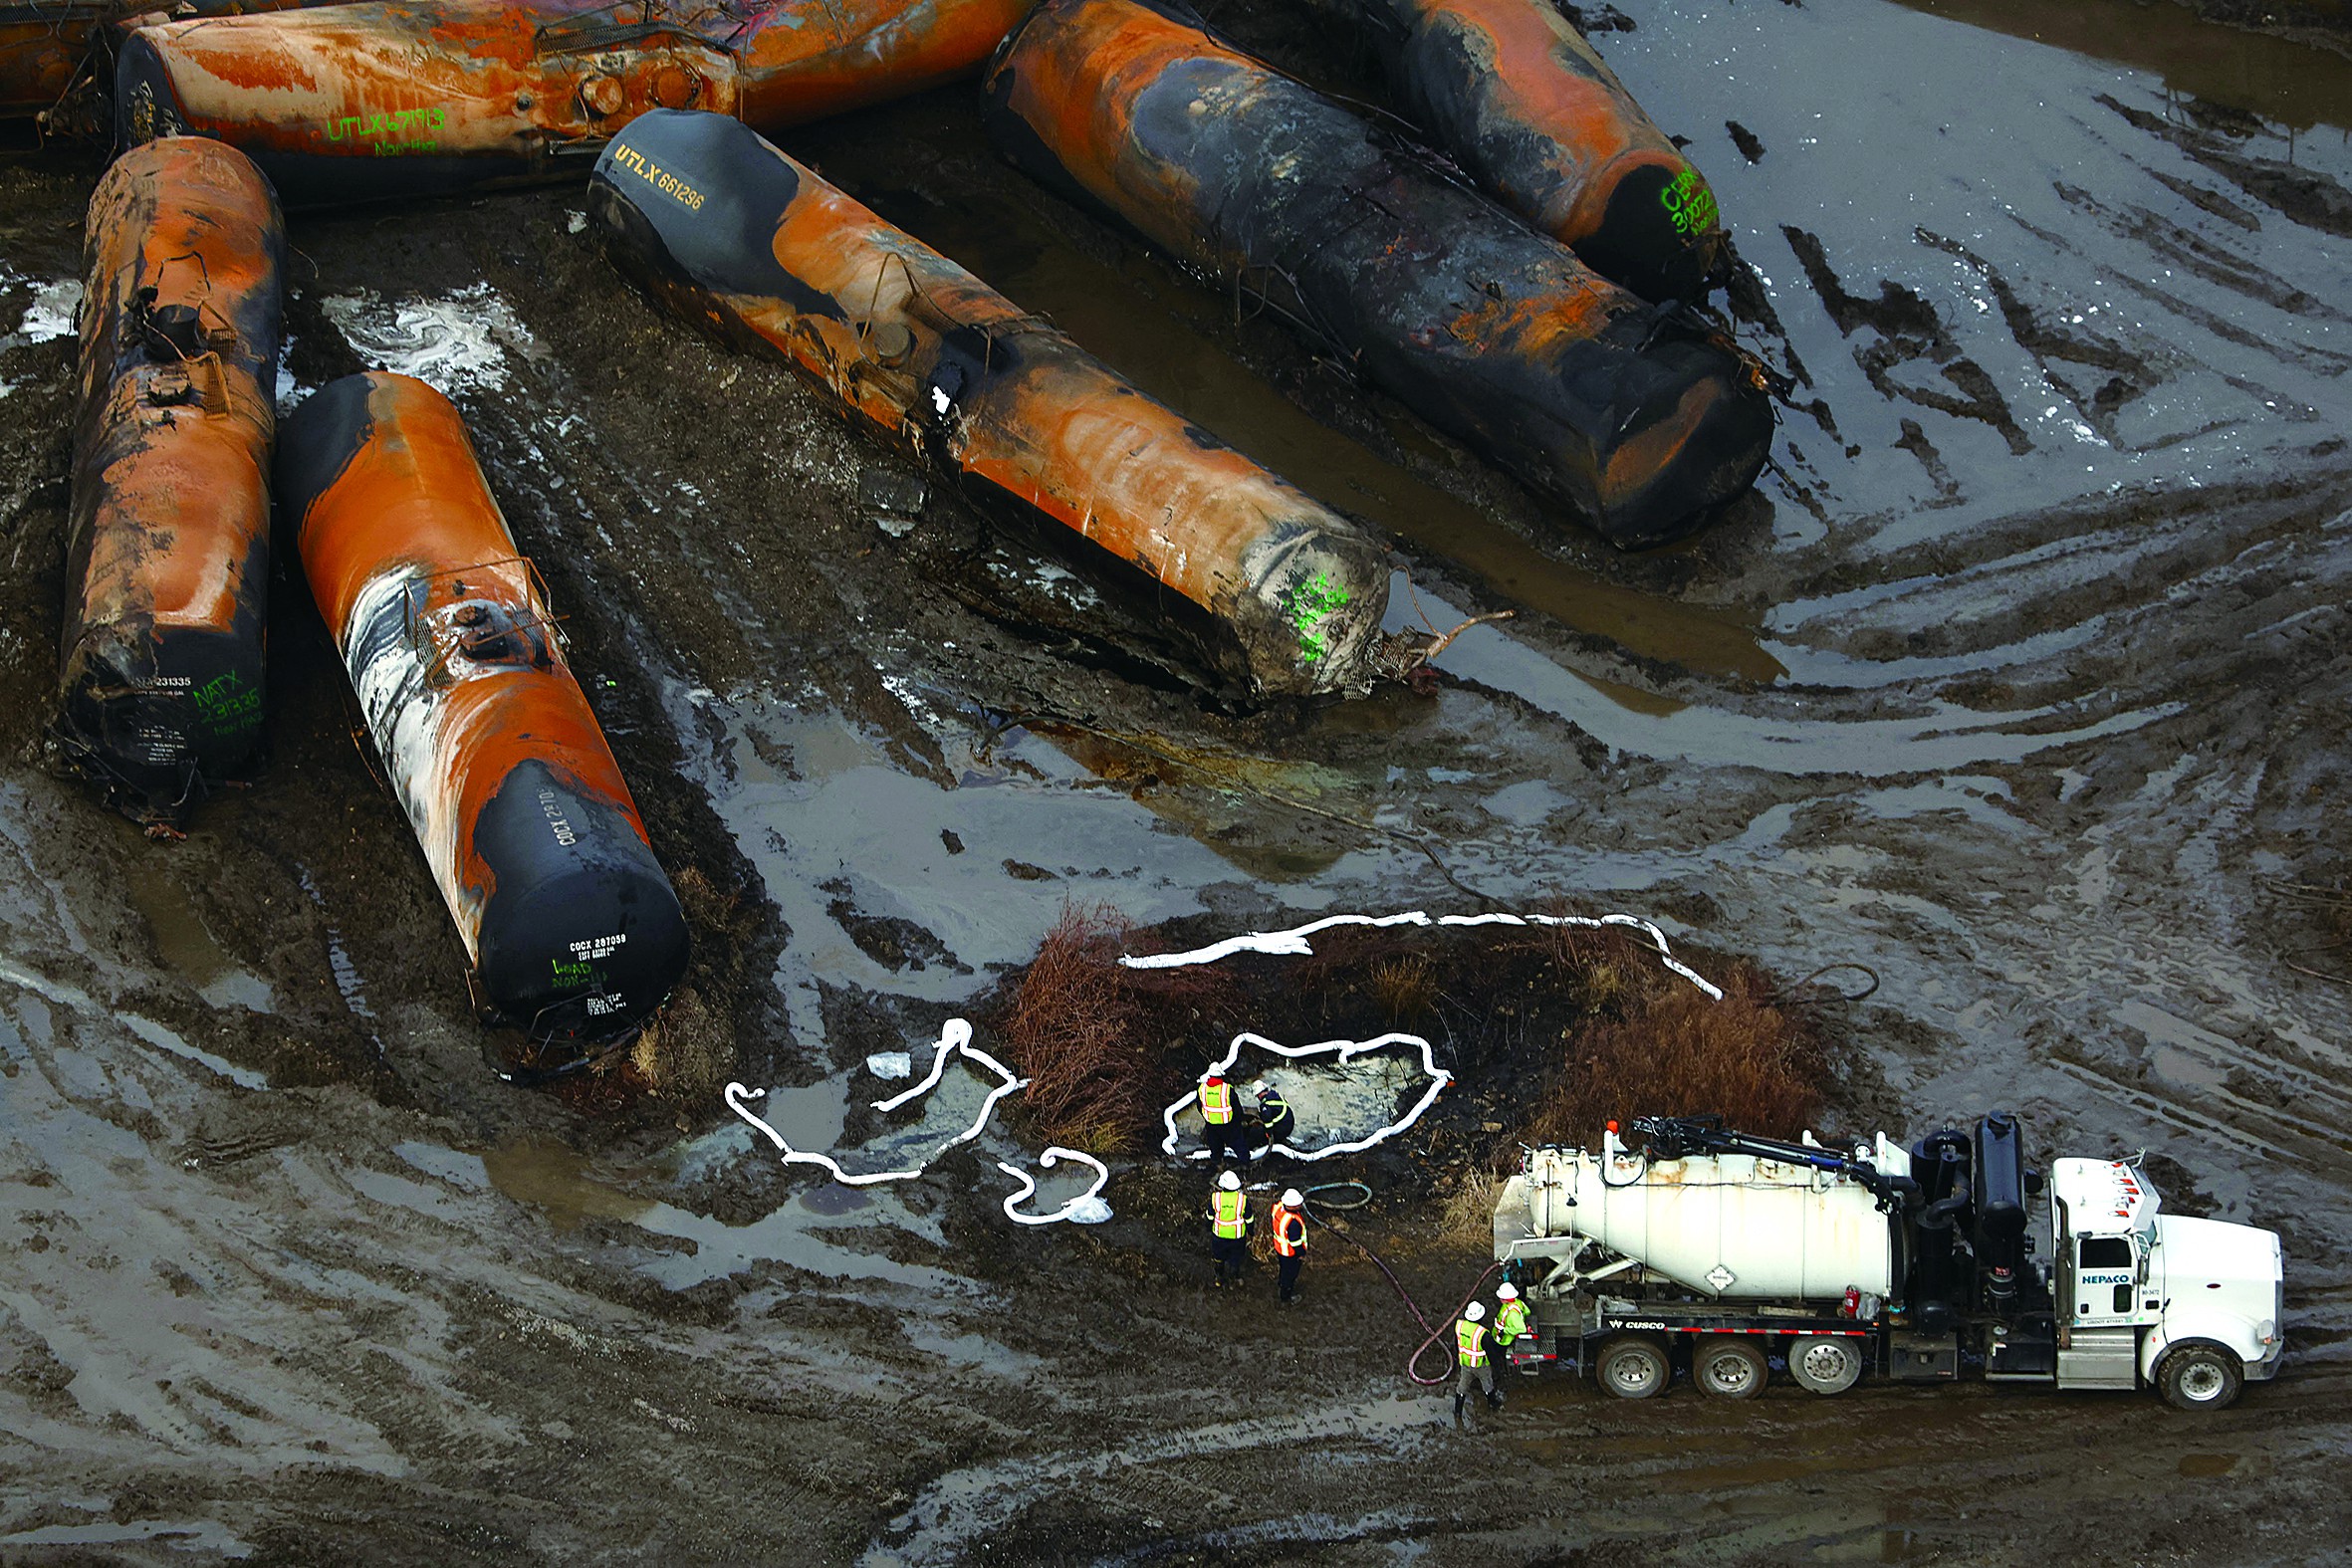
(2, 2), (317, 137)
(114, 0), (1037, 209)
(588, 108), (1394, 701)
(982, 0), (1771, 549)
(61, 135), (283, 828)
(277, 372), (689, 1049)
(1316, 0), (1726, 306)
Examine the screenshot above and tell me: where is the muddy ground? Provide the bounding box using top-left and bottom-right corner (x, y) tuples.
(4, 0), (2351, 1562)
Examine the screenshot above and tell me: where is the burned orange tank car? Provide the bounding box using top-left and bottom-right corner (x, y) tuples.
(1305, 0), (1726, 304)
(1, 2), (315, 133)
(276, 371), (689, 1048)
(61, 134), (283, 827)
(114, 0), (1037, 207)
(589, 109), (1394, 701)
(982, 0), (1770, 549)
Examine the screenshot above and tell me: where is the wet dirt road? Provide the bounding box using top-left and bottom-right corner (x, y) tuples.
(3, 0), (2351, 1561)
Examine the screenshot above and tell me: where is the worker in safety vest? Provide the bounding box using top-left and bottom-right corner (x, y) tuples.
(1208, 1169), (1252, 1286)
(1453, 1300), (1501, 1420)
(1198, 1072), (1244, 1163)
(1492, 1282), (1531, 1371)
(1270, 1187), (1306, 1303)
(1251, 1078), (1294, 1154)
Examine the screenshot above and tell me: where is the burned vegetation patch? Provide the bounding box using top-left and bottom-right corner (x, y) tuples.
(987, 903), (1842, 1169)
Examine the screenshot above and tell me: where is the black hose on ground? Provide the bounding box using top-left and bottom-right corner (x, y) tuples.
(1299, 1190), (1501, 1387)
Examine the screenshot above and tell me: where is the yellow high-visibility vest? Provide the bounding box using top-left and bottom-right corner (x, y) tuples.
(1495, 1300), (1529, 1342)
(1200, 1081), (1234, 1125)
(1456, 1317), (1488, 1366)
(1212, 1188), (1250, 1238)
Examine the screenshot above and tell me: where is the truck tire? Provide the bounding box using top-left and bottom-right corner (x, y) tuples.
(1693, 1336), (1768, 1400)
(1788, 1335), (1863, 1396)
(1595, 1334), (1670, 1399)
(2157, 1343), (2243, 1411)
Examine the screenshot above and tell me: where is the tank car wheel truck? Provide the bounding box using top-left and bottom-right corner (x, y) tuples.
(1491, 1113), (2283, 1409)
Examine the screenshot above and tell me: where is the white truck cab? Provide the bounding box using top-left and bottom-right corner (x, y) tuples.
(2050, 1158), (2284, 1408)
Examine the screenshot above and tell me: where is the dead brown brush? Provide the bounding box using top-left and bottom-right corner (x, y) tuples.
(1000, 902), (1153, 1154)
(1438, 1168), (1502, 1248)
(1367, 953), (1437, 1022)
(627, 985), (734, 1102)
(1526, 965), (1822, 1149)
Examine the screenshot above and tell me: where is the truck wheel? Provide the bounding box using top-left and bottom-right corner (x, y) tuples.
(2158, 1343), (2243, 1411)
(1788, 1335), (1863, 1396)
(1693, 1337), (1768, 1400)
(1595, 1334), (1670, 1400)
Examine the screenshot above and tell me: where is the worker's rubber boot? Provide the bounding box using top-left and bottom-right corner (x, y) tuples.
(1487, 1390), (1505, 1411)
(1452, 1393), (1466, 1422)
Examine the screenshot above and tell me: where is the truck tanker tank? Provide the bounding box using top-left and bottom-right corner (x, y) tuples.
(589, 108), (1397, 702)
(1518, 1133), (1910, 1300)
(277, 372), (688, 1047)
(981, 0), (1773, 550)
(61, 135), (284, 828)
(1299, 0), (1726, 305)
(114, 0), (1036, 208)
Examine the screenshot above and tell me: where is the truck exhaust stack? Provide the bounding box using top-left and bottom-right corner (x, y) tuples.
(589, 108), (1397, 701)
(61, 136), (284, 828)
(981, 0), (1773, 549)
(114, 0), (1037, 208)
(277, 372), (689, 1045)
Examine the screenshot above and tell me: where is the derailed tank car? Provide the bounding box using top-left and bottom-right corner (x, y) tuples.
(0, 1), (316, 133)
(590, 109), (1394, 701)
(983, 0), (1772, 549)
(1303, 0), (1726, 304)
(61, 135), (284, 827)
(115, 0), (1037, 207)
(278, 372), (689, 1047)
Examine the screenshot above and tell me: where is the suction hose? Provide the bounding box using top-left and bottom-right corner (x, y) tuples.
(1295, 1185), (1503, 1387)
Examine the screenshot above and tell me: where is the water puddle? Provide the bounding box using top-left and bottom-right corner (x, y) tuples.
(118, 854), (274, 1012)
(1592, 0), (2352, 538)
(1397, 579), (2176, 775)
(673, 685), (1255, 1043)
(1888, 0), (2352, 131)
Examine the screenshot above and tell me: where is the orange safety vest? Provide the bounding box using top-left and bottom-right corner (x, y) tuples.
(1272, 1206), (1305, 1256)
(1200, 1080), (1234, 1124)
(1456, 1317), (1488, 1367)
(1211, 1188), (1250, 1239)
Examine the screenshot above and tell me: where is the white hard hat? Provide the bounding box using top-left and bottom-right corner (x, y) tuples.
(1218, 1171), (1241, 1191)
(1282, 1189), (1304, 1207)
(1252, 1079), (1270, 1094)
(1497, 1282), (1520, 1300)
(1466, 1301), (1486, 1321)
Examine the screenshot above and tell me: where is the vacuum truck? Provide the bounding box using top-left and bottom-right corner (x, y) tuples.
(1492, 1113), (2283, 1409)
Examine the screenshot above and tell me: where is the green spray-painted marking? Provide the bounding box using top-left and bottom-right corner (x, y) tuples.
(190, 671), (261, 738)
(1660, 167), (1718, 239)
(325, 106), (446, 157)
(552, 958), (596, 986)
(1283, 571), (1351, 664)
